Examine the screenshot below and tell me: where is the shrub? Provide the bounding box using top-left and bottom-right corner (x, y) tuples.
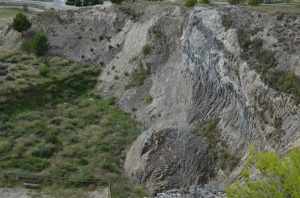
(142, 44), (151, 55)
(21, 39), (32, 52)
(12, 13), (31, 35)
(185, 0), (197, 7)
(226, 148), (300, 198)
(144, 94), (153, 104)
(200, 0), (210, 4)
(39, 65), (50, 76)
(248, 0), (263, 6)
(32, 33), (50, 56)
(45, 134), (61, 144)
(16, 158), (50, 172)
(99, 154), (118, 173)
(227, 0), (243, 5)
(111, 0), (123, 4)
(52, 163), (78, 177)
(222, 15), (233, 31)
(75, 0), (82, 6)
(126, 61), (147, 89)
(0, 140), (12, 152)
(93, 0), (104, 4)
(31, 144), (55, 158)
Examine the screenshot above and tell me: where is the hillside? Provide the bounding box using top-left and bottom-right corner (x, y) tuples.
(0, 50), (149, 197)
(0, 2), (300, 197)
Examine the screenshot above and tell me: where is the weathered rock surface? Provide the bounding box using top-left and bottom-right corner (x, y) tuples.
(125, 128), (216, 194)
(1, 4), (300, 195)
(155, 185), (225, 198)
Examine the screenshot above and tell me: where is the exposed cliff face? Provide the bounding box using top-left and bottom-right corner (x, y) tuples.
(1, 4), (300, 195)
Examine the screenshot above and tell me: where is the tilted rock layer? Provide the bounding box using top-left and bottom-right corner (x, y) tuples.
(1, 4), (300, 195)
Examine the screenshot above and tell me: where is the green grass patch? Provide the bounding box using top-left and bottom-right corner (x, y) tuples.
(0, 50), (149, 197)
(0, 9), (27, 27)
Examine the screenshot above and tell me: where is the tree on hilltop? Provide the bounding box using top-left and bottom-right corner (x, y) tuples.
(12, 13), (32, 36)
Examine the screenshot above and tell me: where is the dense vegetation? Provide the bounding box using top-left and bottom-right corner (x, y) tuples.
(226, 148), (300, 198)
(0, 50), (149, 197)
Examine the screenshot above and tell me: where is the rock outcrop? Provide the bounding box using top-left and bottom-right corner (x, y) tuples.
(1, 4), (300, 195)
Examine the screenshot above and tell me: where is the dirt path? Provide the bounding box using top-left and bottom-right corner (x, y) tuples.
(0, 188), (31, 198)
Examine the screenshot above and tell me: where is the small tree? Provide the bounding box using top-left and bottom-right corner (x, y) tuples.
(227, 0), (244, 5)
(21, 39), (32, 53)
(12, 13), (32, 35)
(32, 33), (50, 56)
(76, 0), (82, 6)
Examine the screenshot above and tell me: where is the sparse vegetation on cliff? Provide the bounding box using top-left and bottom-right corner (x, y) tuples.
(192, 118), (240, 172)
(236, 29), (300, 104)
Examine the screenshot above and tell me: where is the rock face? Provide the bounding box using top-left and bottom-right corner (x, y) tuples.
(155, 185), (225, 198)
(1, 4), (300, 195)
(125, 128), (215, 193)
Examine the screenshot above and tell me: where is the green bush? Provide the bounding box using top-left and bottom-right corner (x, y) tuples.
(227, 0), (243, 5)
(226, 148), (300, 198)
(144, 94), (153, 104)
(185, 0), (197, 7)
(39, 65), (50, 76)
(222, 15), (233, 31)
(93, 0), (104, 4)
(32, 33), (50, 56)
(142, 44), (151, 56)
(31, 144), (55, 158)
(21, 39), (32, 53)
(12, 12), (31, 35)
(248, 0), (263, 6)
(16, 158), (50, 172)
(111, 0), (123, 4)
(126, 61), (147, 89)
(0, 140), (12, 152)
(200, 0), (210, 4)
(52, 163), (78, 177)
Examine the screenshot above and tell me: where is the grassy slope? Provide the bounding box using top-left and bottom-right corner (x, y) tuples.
(0, 9), (26, 27)
(0, 50), (149, 198)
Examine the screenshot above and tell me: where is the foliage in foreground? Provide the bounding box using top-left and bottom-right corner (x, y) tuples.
(0, 50), (149, 197)
(226, 148), (300, 198)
